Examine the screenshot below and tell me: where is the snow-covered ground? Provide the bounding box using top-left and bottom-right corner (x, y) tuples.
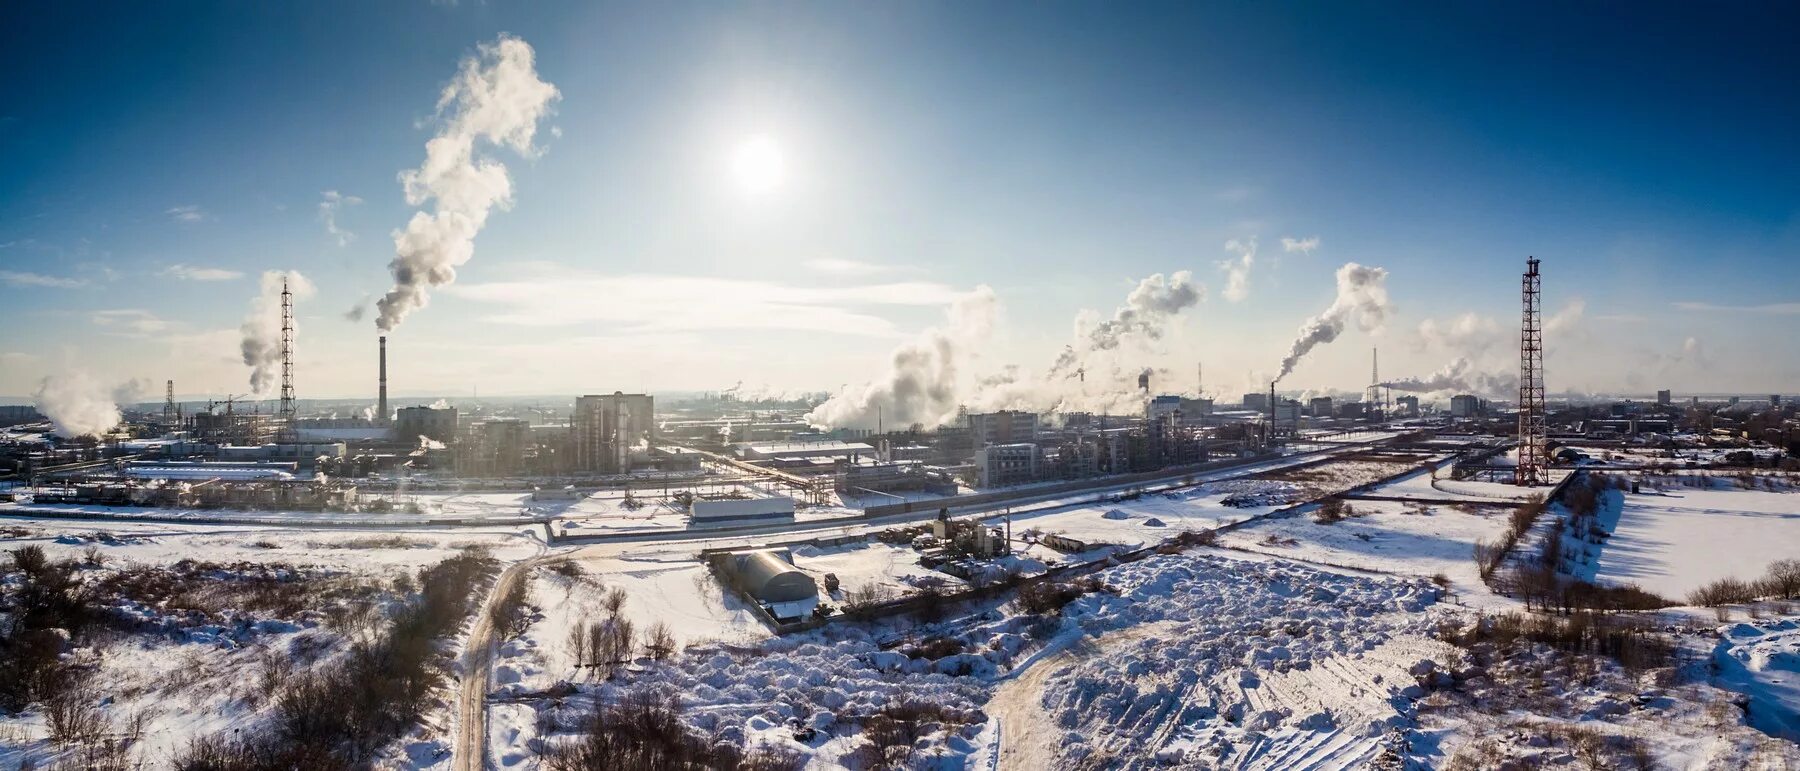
(1579, 479), (1800, 599)
(1380, 466), (1572, 502)
(0, 521), (539, 769)
(1220, 499), (1516, 597)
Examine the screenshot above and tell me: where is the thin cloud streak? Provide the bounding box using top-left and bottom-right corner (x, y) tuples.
(447, 273), (970, 337)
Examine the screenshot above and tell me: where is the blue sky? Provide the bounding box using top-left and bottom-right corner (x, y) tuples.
(2, 1), (1797, 402)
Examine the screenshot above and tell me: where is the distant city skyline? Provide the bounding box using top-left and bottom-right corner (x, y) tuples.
(4, 2), (1798, 406)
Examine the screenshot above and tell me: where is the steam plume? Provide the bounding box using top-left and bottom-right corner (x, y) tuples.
(240, 270), (315, 398)
(375, 34), (559, 332)
(1275, 262), (1392, 381)
(806, 286), (998, 431)
(111, 377), (154, 406)
(1051, 271), (1202, 376)
(33, 371), (122, 438)
(1381, 357), (1473, 393)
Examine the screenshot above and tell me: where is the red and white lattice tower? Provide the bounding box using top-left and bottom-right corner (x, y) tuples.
(1516, 257), (1548, 486)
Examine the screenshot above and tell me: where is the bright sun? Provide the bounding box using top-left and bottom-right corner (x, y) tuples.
(731, 134), (786, 194)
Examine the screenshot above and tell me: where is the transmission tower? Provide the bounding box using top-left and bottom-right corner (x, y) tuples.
(278, 276), (296, 441)
(1516, 257), (1548, 486)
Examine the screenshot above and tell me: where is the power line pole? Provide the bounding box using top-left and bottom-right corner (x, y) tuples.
(1517, 257), (1548, 486)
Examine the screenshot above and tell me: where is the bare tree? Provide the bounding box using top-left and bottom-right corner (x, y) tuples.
(641, 621), (677, 662)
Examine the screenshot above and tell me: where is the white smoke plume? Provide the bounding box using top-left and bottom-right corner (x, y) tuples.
(1381, 357), (1474, 393)
(1275, 262), (1392, 382)
(1280, 236), (1320, 256)
(1051, 271), (1202, 376)
(240, 270), (316, 398)
(375, 34), (559, 332)
(1217, 238), (1256, 302)
(33, 371), (122, 438)
(111, 377), (154, 406)
(806, 286), (998, 431)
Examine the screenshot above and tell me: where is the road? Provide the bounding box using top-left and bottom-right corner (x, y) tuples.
(452, 551), (558, 771)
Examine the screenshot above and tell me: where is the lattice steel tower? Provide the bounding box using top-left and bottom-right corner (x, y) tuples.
(278, 276), (296, 440)
(1516, 257), (1548, 486)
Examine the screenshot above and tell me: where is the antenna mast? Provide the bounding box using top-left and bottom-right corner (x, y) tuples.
(1516, 257), (1548, 486)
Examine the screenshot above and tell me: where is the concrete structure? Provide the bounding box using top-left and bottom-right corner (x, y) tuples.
(690, 492), (797, 527)
(1450, 394), (1483, 418)
(1395, 395), (1420, 417)
(1656, 389), (1672, 405)
(1146, 395), (1182, 423)
(573, 392), (654, 474)
(1337, 401), (1365, 420)
(736, 439), (874, 462)
(0, 406), (43, 425)
(394, 405), (458, 444)
(967, 410), (1039, 448)
(975, 442), (1041, 487)
(1179, 397), (1214, 420)
(465, 418), (528, 475)
(1309, 397), (1334, 417)
(377, 335), (389, 425)
(1243, 392), (1269, 412)
(216, 442), (347, 465)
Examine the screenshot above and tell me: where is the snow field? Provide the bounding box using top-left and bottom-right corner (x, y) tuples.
(1585, 480), (1800, 599)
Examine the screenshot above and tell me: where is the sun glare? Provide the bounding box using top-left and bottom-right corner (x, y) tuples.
(731, 134), (786, 194)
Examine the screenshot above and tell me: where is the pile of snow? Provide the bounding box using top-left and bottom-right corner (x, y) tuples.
(1100, 508), (1132, 520)
(1714, 618), (1800, 741)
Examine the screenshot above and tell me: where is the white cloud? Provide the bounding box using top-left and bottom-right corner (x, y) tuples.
(1675, 300), (1800, 315)
(162, 264), (244, 281)
(166, 205), (207, 223)
(1216, 238), (1256, 302)
(92, 309), (175, 336)
(446, 271), (967, 337)
(318, 190), (363, 246)
(1280, 236), (1320, 255)
(0, 270), (85, 288)
(805, 258), (895, 275)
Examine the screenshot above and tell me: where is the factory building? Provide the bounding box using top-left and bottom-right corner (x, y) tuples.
(967, 410), (1039, 448)
(1309, 397), (1334, 418)
(572, 392), (654, 474)
(1146, 395), (1182, 423)
(394, 405), (459, 444)
(1242, 392), (1269, 412)
(736, 439), (873, 462)
(459, 418), (529, 476)
(0, 406), (43, 426)
(1395, 395), (1420, 417)
(975, 442), (1041, 487)
(1179, 397), (1214, 420)
(689, 492), (797, 527)
(1337, 401), (1365, 420)
(1450, 394), (1485, 418)
(1657, 389), (1672, 405)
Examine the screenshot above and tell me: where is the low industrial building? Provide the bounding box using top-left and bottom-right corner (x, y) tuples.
(716, 548), (819, 622)
(689, 491), (797, 527)
(975, 442), (1041, 487)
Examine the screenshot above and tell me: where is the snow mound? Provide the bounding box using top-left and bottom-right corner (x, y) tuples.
(1101, 509), (1133, 520)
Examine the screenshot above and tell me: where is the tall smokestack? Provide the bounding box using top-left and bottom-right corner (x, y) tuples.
(378, 335), (389, 425)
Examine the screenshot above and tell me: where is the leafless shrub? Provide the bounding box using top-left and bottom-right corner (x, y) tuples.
(490, 576), (533, 641)
(80, 545), (106, 568)
(641, 621), (677, 662)
(1689, 576), (1760, 607)
(43, 669), (105, 746)
(1762, 558), (1800, 599)
(842, 583), (897, 617)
